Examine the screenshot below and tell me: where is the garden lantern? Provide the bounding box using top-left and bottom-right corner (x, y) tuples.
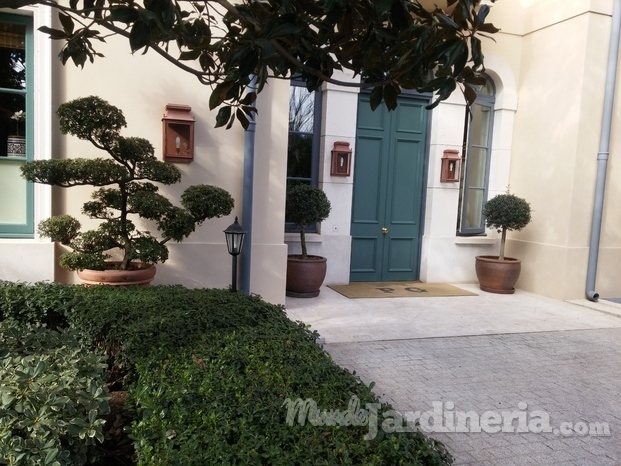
(224, 217), (246, 292)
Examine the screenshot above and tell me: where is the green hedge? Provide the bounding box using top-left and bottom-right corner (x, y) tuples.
(130, 329), (451, 465)
(0, 282), (453, 465)
(0, 281), (73, 329)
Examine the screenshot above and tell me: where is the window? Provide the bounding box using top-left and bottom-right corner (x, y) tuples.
(0, 13), (33, 237)
(457, 78), (495, 235)
(285, 80), (321, 228)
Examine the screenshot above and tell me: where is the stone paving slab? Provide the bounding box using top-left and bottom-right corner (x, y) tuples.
(286, 284), (621, 343)
(324, 328), (621, 465)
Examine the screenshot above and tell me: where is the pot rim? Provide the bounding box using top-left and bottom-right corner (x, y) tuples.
(475, 255), (521, 264)
(287, 254), (327, 262)
(77, 261), (155, 273)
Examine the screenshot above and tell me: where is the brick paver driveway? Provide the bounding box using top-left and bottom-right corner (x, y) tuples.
(325, 328), (621, 465)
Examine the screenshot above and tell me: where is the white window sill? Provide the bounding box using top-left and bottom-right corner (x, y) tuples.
(0, 237), (40, 242)
(454, 236), (497, 245)
(285, 232), (324, 243)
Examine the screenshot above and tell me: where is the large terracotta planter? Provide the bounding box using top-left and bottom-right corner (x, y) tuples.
(286, 255), (327, 298)
(77, 262), (156, 286)
(475, 255), (521, 294)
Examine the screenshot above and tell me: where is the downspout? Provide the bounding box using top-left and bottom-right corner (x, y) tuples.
(240, 78), (257, 294)
(586, 0), (621, 301)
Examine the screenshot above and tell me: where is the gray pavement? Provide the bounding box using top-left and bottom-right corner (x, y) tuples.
(285, 284), (621, 465)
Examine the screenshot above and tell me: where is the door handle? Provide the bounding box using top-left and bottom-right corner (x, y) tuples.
(381, 227), (388, 234)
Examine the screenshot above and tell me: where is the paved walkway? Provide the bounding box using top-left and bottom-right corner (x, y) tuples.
(285, 284), (621, 465)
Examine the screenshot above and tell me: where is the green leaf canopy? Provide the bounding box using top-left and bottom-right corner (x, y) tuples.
(12, 0), (499, 126)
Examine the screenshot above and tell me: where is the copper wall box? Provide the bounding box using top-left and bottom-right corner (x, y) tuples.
(162, 104), (195, 162)
(440, 149), (461, 182)
(330, 141), (352, 177)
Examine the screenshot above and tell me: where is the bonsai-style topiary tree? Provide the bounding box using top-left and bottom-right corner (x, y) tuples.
(285, 184), (331, 259)
(21, 96), (234, 272)
(482, 193), (532, 261)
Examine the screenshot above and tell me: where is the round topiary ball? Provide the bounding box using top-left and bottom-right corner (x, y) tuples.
(483, 193), (531, 232)
(286, 184), (331, 229)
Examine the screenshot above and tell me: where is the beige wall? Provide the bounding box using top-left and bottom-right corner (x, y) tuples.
(421, 0), (621, 300)
(250, 79), (289, 304)
(50, 32), (289, 303)
(507, 1), (619, 299)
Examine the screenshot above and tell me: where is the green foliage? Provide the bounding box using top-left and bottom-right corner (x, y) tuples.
(37, 215), (81, 246)
(130, 331), (452, 465)
(57, 95), (126, 147)
(286, 184), (331, 257)
(286, 184), (332, 229)
(483, 193), (532, 233)
(59, 250), (110, 272)
(61, 286), (294, 372)
(483, 193), (531, 260)
(25, 0), (498, 127)
(20, 159), (130, 188)
(0, 320), (110, 466)
(20, 96), (234, 271)
(0, 282), (453, 465)
(180, 184), (236, 226)
(0, 281), (72, 329)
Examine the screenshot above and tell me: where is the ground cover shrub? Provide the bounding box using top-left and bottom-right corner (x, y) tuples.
(0, 282), (453, 465)
(0, 281), (74, 329)
(63, 285), (294, 375)
(129, 326), (453, 465)
(0, 320), (110, 466)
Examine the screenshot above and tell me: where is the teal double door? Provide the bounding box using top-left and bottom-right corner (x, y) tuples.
(350, 95), (428, 282)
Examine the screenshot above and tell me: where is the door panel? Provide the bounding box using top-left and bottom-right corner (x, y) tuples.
(349, 237), (378, 273)
(351, 137), (384, 223)
(350, 95), (428, 282)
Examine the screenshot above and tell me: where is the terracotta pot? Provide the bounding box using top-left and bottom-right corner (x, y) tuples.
(77, 262), (156, 286)
(286, 255), (327, 298)
(475, 255), (521, 294)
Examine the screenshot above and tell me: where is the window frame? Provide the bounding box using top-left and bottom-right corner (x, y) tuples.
(0, 12), (34, 237)
(285, 79), (322, 232)
(457, 79), (495, 236)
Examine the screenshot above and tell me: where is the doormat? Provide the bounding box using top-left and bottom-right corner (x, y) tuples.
(328, 282), (477, 299)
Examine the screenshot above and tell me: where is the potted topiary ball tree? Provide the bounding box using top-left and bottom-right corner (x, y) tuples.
(285, 183), (331, 297)
(21, 96), (234, 285)
(475, 192), (532, 294)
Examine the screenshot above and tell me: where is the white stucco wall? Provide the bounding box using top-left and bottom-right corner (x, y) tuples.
(508, 0), (620, 300)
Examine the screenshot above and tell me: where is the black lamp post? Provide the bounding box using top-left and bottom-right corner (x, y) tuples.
(224, 216), (246, 292)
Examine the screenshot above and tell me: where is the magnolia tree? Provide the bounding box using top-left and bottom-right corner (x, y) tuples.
(7, 0), (498, 127)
